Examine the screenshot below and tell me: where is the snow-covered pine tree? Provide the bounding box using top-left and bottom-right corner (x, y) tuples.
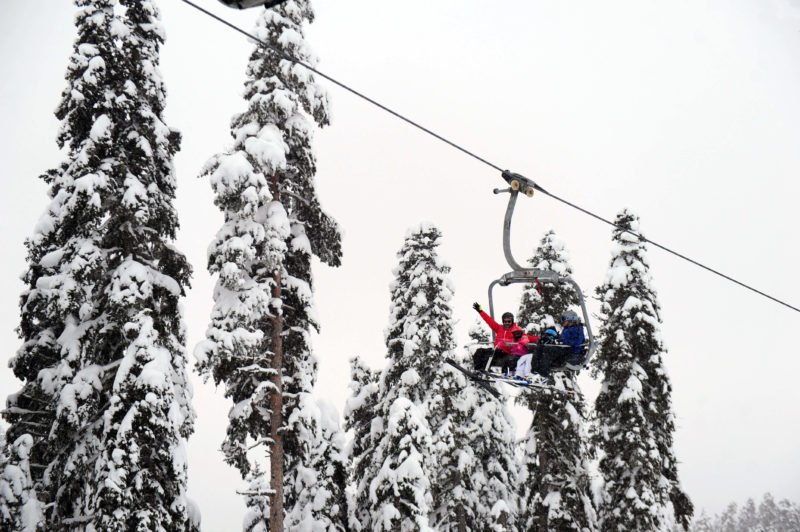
(517, 229), (575, 331)
(462, 319), (521, 530)
(343, 357), (380, 531)
(776, 498), (800, 530)
(427, 355), (481, 531)
(515, 230), (596, 531)
(0, 432), (43, 531)
(718, 502), (738, 532)
(468, 387), (520, 531)
(758, 492), (781, 531)
(4, 1), (196, 529)
(362, 223), (457, 531)
(1, 0), (118, 525)
(737, 498), (758, 531)
(591, 209), (692, 531)
(195, 1), (340, 529)
(284, 395), (348, 530)
(381, 225), (471, 531)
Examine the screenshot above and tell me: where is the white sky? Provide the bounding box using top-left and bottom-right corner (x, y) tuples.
(2, 1), (800, 530)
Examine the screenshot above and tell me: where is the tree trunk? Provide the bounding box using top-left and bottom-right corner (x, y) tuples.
(268, 269), (285, 531)
(268, 181), (285, 532)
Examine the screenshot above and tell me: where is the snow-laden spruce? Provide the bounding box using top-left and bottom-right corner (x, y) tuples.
(194, 1), (343, 529)
(354, 224), (459, 531)
(690, 493), (800, 531)
(2, 1), (196, 529)
(461, 321), (521, 531)
(591, 209), (692, 531)
(343, 357), (380, 531)
(517, 229), (575, 331)
(284, 396), (349, 530)
(515, 230), (596, 531)
(0, 431), (43, 532)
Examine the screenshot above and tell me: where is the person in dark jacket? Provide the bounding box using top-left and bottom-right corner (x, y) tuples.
(518, 311), (587, 379)
(558, 310), (586, 365)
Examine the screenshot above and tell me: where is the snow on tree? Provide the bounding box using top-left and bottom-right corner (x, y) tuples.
(4, 1), (196, 529)
(343, 357), (380, 531)
(776, 498), (800, 530)
(737, 497), (758, 531)
(689, 510), (714, 532)
(463, 293), (522, 530)
(517, 382), (596, 531)
(360, 224), (459, 531)
(717, 502), (738, 531)
(758, 492), (781, 531)
(379, 225), (468, 530)
(591, 209), (692, 531)
(284, 396), (348, 530)
(368, 397), (433, 531)
(688, 494), (800, 531)
(427, 356), (482, 531)
(517, 229), (575, 331)
(514, 230), (596, 531)
(0, 434), (44, 532)
(194, 1), (340, 528)
(468, 384), (521, 531)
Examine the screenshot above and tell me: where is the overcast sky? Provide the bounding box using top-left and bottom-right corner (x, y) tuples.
(2, 0), (800, 530)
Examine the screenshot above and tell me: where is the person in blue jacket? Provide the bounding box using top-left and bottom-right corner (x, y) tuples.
(518, 310), (586, 379)
(558, 310), (586, 365)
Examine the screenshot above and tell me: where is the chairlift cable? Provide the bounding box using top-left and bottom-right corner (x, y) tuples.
(180, 0), (800, 315)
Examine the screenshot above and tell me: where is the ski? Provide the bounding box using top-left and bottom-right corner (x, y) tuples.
(444, 358), (502, 399)
(490, 374), (576, 396)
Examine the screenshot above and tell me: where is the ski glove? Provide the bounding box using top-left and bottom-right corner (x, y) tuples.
(473, 302), (482, 313)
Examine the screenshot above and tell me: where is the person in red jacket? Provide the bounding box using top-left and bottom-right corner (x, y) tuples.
(472, 302), (532, 373)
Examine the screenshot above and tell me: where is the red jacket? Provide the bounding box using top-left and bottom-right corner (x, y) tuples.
(479, 311), (530, 354)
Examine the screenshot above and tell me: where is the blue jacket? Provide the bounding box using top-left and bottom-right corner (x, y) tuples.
(559, 324), (585, 361)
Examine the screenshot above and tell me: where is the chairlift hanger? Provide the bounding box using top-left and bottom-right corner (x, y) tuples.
(486, 170), (597, 370)
(217, 0), (287, 9)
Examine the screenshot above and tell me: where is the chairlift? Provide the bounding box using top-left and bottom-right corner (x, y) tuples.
(217, 0), (287, 9)
(485, 170), (596, 371)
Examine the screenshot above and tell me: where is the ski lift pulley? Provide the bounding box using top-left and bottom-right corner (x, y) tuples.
(217, 0), (287, 9)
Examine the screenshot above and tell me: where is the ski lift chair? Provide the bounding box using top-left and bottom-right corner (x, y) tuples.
(482, 171), (596, 374)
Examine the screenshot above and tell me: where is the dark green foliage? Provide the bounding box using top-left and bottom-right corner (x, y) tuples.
(592, 209), (692, 531)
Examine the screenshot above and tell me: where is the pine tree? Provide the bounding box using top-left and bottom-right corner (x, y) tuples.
(465, 305), (521, 530)
(592, 209), (692, 531)
(369, 397), (433, 531)
(718, 502), (738, 532)
(515, 230), (596, 531)
(4, 1), (196, 529)
(0, 432), (44, 531)
(469, 388), (520, 531)
(284, 396), (348, 530)
(343, 357), (380, 531)
(776, 498), (800, 530)
(517, 229), (575, 330)
(362, 223), (458, 531)
(758, 492), (781, 531)
(690, 510), (714, 532)
(195, 1), (340, 529)
(428, 356), (481, 531)
(737, 497), (758, 531)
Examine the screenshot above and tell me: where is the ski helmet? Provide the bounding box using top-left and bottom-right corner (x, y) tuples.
(544, 328), (558, 337)
(501, 312), (514, 322)
(561, 310), (580, 323)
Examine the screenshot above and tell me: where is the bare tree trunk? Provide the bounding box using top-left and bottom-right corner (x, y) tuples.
(268, 180), (285, 532)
